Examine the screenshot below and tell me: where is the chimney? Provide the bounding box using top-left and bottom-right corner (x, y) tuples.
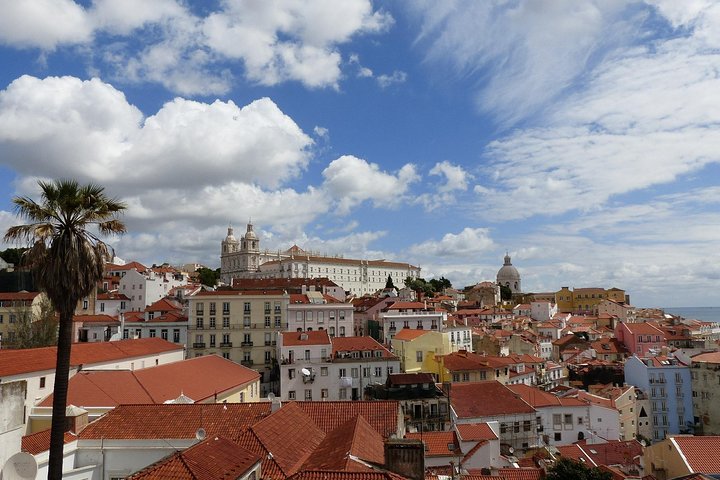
(384, 439), (425, 480)
(270, 396), (282, 413)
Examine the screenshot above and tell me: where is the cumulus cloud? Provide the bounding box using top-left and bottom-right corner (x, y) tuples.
(429, 161), (470, 192)
(0, 0), (392, 92)
(321, 155), (420, 214)
(408, 227), (494, 258)
(0, 76), (313, 191)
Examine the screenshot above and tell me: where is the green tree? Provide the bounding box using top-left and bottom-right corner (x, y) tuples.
(5, 179), (126, 479)
(13, 297), (58, 349)
(385, 274), (395, 290)
(0, 247), (27, 267)
(500, 284), (513, 301)
(197, 267), (220, 287)
(429, 276), (452, 292)
(546, 458), (612, 480)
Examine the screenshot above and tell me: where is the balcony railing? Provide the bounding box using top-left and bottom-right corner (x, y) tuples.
(241, 341), (253, 347)
(192, 342), (206, 348)
(220, 342), (233, 348)
(241, 359), (254, 366)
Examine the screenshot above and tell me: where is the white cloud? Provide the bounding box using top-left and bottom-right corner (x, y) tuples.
(0, 76), (313, 191)
(410, 0), (637, 124)
(321, 155), (419, 214)
(376, 70), (407, 88)
(0, 0), (92, 49)
(0, 0), (392, 93)
(408, 227), (494, 258)
(429, 161), (470, 192)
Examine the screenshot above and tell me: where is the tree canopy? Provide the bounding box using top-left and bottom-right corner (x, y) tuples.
(546, 458), (612, 480)
(404, 276), (452, 297)
(5, 179), (126, 479)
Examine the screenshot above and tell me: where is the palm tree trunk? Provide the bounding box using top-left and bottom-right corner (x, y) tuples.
(47, 309), (74, 479)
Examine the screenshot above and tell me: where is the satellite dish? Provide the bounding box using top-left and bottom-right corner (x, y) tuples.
(640, 440), (647, 447)
(267, 392), (276, 401)
(508, 447), (515, 454)
(301, 368), (311, 376)
(2, 452), (38, 480)
(195, 427), (206, 441)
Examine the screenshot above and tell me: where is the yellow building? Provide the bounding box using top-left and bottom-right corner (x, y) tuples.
(0, 291), (48, 348)
(555, 287), (627, 314)
(390, 328), (454, 376)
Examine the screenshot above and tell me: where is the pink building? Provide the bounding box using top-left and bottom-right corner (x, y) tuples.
(614, 321), (666, 357)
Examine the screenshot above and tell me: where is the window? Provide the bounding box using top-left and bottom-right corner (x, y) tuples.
(275, 316), (282, 327)
(209, 334), (216, 347)
(223, 302), (230, 314)
(554, 432), (562, 442)
(321, 367), (328, 376)
(209, 317), (216, 329)
(363, 367), (371, 378)
(564, 414), (572, 425)
(452, 373), (460, 382)
(339, 326), (345, 337)
(149, 329), (156, 338)
(305, 349), (310, 360)
(523, 420), (531, 432)
(351, 368), (359, 378)
(244, 302), (251, 313)
(462, 372), (470, 382)
(339, 368), (347, 378)
(416, 351), (423, 362)
(339, 388), (347, 400)
(305, 390), (312, 400)
(196, 318), (204, 329)
(387, 366), (394, 374)
(243, 317), (251, 328)
(289, 369), (296, 379)
(577, 417), (583, 425)
(288, 391), (296, 400)
(161, 329), (168, 340)
(375, 367), (382, 377)
(40, 377), (46, 388)
(553, 414), (562, 426)
(173, 329), (180, 343)
(321, 389), (328, 398)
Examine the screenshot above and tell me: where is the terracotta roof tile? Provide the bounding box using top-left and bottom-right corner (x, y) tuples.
(282, 330), (332, 346)
(296, 401), (401, 439)
(496, 467), (544, 480)
(288, 472), (409, 480)
(455, 423), (498, 441)
(21, 429), (76, 455)
(671, 436), (720, 474)
(506, 384), (586, 408)
(0, 291), (40, 301)
(0, 338), (182, 377)
(127, 435), (261, 480)
(72, 314), (119, 324)
(393, 328), (431, 341)
(387, 373), (435, 386)
(303, 415), (384, 470)
(450, 382), (535, 418)
(405, 431), (460, 457)
(332, 337), (395, 359)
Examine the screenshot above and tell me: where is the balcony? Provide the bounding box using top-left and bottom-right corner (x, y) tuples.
(220, 342), (233, 348)
(192, 342), (206, 348)
(265, 341), (272, 346)
(264, 358), (272, 364)
(241, 359), (254, 367)
(241, 341), (254, 347)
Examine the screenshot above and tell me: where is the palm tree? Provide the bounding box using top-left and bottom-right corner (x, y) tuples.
(5, 180), (126, 479)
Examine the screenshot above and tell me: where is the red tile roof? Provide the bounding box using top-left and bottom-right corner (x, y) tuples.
(303, 415), (384, 470)
(691, 351), (720, 363)
(145, 297), (183, 312)
(282, 330), (331, 346)
(105, 261), (148, 272)
(393, 328), (430, 341)
(450, 382), (535, 418)
(671, 436), (720, 474)
(79, 403), (272, 440)
(387, 373), (435, 386)
(21, 429), (76, 455)
(386, 302), (427, 311)
(332, 337), (395, 358)
(295, 401), (401, 439)
(96, 292), (130, 301)
(0, 338), (182, 377)
(506, 384), (586, 408)
(621, 321), (664, 335)
(496, 467), (543, 480)
(287, 472), (408, 480)
(39, 355), (260, 407)
(127, 435), (261, 480)
(0, 291), (40, 301)
(405, 431), (460, 457)
(455, 423), (498, 441)
(72, 314), (118, 324)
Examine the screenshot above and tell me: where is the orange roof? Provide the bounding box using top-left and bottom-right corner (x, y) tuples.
(405, 431), (460, 457)
(0, 338), (182, 377)
(282, 330), (331, 346)
(38, 355), (260, 407)
(456, 423), (498, 441)
(450, 382), (535, 418)
(303, 415), (384, 471)
(332, 336), (395, 358)
(671, 436), (720, 473)
(496, 468), (543, 480)
(0, 291), (40, 301)
(72, 314), (119, 324)
(96, 292), (130, 301)
(287, 472), (408, 480)
(105, 261), (148, 272)
(621, 321), (664, 335)
(692, 351), (720, 363)
(386, 302), (427, 310)
(21, 429), (76, 455)
(127, 435), (261, 480)
(295, 401), (400, 439)
(145, 297), (183, 312)
(507, 384), (586, 408)
(392, 328), (430, 341)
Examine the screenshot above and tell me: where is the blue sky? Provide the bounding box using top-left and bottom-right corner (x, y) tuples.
(1, 1), (720, 308)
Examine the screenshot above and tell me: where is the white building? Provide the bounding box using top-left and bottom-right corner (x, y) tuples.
(220, 223), (420, 296)
(530, 301), (558, 322)
(379, 301), (447, 344)
(118, 268), (189, 312)
(286, 292), (354, 337)
(277, 331), (399, 402)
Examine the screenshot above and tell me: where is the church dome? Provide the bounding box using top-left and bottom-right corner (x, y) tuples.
(244, 222), (258, 241)
(224, 226), (238, 243)
(497, 253), (522, 294)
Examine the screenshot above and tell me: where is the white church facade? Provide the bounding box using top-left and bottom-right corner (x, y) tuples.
(220, 223), (421, 297)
